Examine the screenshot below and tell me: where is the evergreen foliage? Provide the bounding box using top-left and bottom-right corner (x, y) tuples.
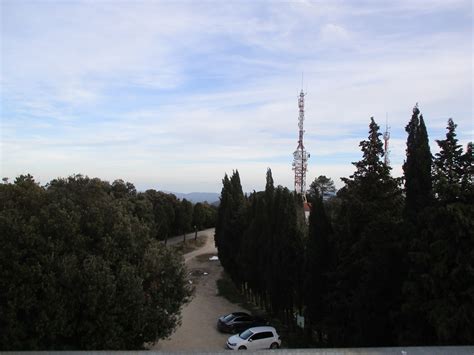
(308, 175), (336, 199)
(461, 142), (474, 201)
(176, 198), (193, 242)
(0, 175), (208, 350)
(327, 118), (403, 346)
(304, 189), (332, 344)
(215, 169), (305, 318)
(402, 119), (474, 345)
(403, 104), (433, 219)
(433, 118), (465, 203)
(215, 112), (472, 348)
(214, 171), (248, 284)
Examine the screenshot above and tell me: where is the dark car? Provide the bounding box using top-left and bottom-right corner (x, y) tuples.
(217, 312), (267, 334)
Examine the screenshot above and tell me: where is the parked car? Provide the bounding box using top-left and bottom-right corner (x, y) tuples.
(217, 312), (266, 334)
(226, 326), (281, 350)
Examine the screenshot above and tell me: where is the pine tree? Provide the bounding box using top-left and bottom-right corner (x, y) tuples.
(308, 175), (336, 200)
(461, 142), (473, 201)
(426, 120), (474, 343)
(330, 117), (403, 346)
(433, 118), (464, 203)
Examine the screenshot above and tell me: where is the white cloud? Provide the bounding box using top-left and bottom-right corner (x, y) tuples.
(1, 0), (472, 192)
(320, 23), (351, 42)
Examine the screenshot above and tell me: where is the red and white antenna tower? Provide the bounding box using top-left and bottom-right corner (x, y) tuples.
(292, 82), (310, 200)
(383, 115), (390, 166)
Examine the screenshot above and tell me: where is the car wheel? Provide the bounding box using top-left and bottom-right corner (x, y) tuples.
(270, 342), (279, 349)
(238, 346), (247, 350)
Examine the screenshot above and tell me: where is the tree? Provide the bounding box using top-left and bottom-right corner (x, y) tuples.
(265, 186), (304, 319)
(177, 198), (193, 243)
(329, 117), (403, 346)
(192, 203), (205, 240)
(399, 105), (435, 344)
(433, 118), (464, 203)
(429, 121), (474, 343)
(111, 179), (137, 199)
(215, 171), (247, 284)
(265, 168), (275, 196)
(401, 118), (474, 345)
(304, 189), (333, 344)
(201, 202), (217, 228)
(215, 174), (231, 250)
(238, 190), (268, 307)
(403, 104), (433, 220)
(461, 142), (473, 201)
(412, 120), (474, 344)
(0, 175), (192, 350)
(143, 189), (177, 243)
(308, 175), (336, 200)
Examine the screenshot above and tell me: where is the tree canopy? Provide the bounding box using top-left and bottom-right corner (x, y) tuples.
(214, 110), (473, 347)
(0, 175), (198, 350)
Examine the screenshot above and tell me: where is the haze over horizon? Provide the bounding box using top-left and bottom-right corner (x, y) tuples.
(1, 0), (472, 193)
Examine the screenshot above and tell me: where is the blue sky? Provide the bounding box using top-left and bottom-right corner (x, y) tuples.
(1, 0), (472, 193)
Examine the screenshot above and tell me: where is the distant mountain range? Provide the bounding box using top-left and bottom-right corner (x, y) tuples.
(170, 192), (220, 204)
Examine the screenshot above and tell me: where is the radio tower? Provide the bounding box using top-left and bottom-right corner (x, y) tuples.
(383, 116), (390, 166)
(292, 87), (310, 200)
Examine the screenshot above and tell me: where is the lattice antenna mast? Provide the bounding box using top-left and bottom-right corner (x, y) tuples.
(383, 114), (391, 166)
(292, 85), (310, 199)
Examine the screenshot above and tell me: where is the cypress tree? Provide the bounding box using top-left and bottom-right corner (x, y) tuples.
(238, 191), (266, 304)
(215, 174), (229, 248)
(215, 171), (247, 284)
(403, 104), (433, 219)
(265, 168), (275, 196)
(400, 105), (434, 344)
(402, 119), (474, 345)
(304, 189), (333, 344)
(266, 186), (304, 319)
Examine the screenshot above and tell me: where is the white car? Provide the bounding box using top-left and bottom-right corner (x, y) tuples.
(226, 326), (281, 350)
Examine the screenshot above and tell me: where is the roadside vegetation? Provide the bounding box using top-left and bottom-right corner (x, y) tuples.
(172, 235), (208, 254)
(0, 176), (216, 350)
(215, 107), (473, 347)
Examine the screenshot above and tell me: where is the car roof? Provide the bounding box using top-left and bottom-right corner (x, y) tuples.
(246, 326), (276, 333)
(230, 312), (250, 317)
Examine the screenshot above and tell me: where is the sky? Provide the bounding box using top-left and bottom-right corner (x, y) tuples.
(1, 0), (472, 193)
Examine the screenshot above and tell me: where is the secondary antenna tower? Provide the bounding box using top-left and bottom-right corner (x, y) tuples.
(292, 89), (310, 199)
(383, 117), (390, 166)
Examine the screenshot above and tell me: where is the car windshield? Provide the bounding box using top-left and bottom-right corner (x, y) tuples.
(223, 314), (236, 322)
(239, 329), (253, 340)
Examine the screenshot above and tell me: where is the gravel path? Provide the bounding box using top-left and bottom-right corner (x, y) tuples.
(152, 229), (248, 351)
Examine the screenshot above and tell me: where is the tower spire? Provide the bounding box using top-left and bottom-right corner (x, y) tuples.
(383, 113), (391, 166)
(292, 87), (310, 200)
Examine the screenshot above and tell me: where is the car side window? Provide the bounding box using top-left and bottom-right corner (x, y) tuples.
(240, 316), (252, 322)
(260, 331), (273, 339)
(250, 332), (265, 341)
(233, 317), (243, 322)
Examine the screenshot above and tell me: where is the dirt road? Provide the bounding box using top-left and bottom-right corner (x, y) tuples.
(152, 229), (248, 351)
